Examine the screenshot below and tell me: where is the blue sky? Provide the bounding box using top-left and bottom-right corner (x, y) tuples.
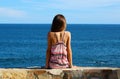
(0, 0), (120, 24)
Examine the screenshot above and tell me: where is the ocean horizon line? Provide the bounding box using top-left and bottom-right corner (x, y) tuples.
(0, 23), (120, 25)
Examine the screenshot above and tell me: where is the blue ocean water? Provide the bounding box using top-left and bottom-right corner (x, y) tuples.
(0, 24), (120, 68)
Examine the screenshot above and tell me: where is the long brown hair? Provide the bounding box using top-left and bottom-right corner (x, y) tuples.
(51, 14), (66, 32)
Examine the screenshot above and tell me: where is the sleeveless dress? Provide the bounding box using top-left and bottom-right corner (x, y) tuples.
(49, 32), (69, 69)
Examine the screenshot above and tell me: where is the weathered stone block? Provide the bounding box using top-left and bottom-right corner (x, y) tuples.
(117, 70), (120, 79)
(102, 70), (118, 79)
(47, 69), (64, 79)
(63, 70), (83, 79)
(27, 69), (51, 79)
(2, 69), (27, 79)
(0, 71), (2, 79)
(0, 67), (119, 79)
(83, 69), (102, 79)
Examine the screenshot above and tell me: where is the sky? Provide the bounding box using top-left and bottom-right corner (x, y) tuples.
(0, 0), (120, 24)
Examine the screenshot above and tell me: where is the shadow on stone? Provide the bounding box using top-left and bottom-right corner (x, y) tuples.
(102, 70), (118, 79)
(63, 70), (83, 79)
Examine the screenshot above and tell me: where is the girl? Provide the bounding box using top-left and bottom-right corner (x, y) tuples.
(46, 14), (73, 69)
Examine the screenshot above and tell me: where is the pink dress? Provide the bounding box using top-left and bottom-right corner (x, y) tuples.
(49, 32), (69, 69)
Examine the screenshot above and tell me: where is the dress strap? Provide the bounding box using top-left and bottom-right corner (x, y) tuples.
(54, 33), (58, 42)
(62, 32), (65, 42)
(54, 32), (65, 42)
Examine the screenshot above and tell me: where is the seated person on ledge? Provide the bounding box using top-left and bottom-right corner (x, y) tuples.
(45, 14), (73, 69)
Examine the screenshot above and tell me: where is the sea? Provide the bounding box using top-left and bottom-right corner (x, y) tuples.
(0, 24), (120, 68)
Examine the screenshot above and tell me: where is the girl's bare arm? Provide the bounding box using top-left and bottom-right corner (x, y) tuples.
(46, 33), (51, 68)
(67, 32), (73, 68)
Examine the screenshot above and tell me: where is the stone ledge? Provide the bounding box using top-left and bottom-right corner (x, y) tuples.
(0, 67), (120, 79)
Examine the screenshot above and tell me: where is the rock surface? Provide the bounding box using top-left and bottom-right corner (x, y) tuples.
(0, 67), (120, 79)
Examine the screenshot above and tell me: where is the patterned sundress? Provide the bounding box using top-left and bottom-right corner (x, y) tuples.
(49, 32), (69, 68)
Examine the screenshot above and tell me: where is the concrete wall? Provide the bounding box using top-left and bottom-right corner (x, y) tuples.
(0, 67), (120, 79)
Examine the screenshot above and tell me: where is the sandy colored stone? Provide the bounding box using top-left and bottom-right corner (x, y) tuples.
(27, 69), (48, 79)
(47, 69), (63, 75)
(0, 72), (2, 79)
(2, 69), (27, 79)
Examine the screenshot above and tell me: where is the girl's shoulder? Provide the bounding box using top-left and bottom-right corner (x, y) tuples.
(48, 31), (71, 36)
(65, 31), (71, 35)
(64, 31), (71, 37)
(49, 31), (71, 33)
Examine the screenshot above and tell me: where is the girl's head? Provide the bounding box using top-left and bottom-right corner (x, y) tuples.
(51, 14), (66, 32)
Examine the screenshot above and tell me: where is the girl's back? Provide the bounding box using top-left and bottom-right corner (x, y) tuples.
(48, 31), (70, 68)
